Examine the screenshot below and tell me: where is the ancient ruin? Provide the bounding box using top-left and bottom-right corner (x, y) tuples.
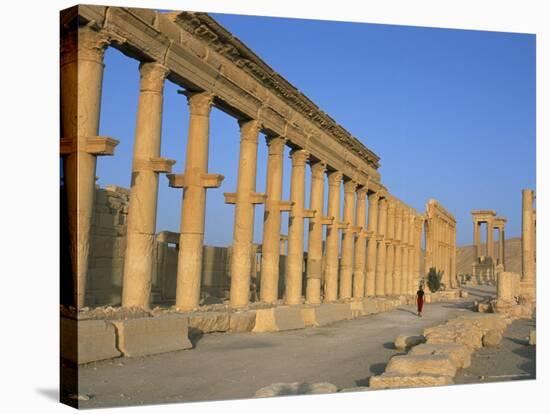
(471, 210), (507, 283)
(61, 6), (459, 316)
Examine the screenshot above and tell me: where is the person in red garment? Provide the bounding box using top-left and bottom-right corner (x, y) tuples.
(416, 285), (425, 317)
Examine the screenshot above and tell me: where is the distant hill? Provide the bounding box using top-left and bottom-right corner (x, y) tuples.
(456, 237), (522, 276)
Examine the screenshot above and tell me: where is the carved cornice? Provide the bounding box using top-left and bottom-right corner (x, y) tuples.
(170, 12), (380, 170)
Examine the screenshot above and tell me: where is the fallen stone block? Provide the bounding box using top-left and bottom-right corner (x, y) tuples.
(301, 303), (352, 327)
(385, 354), (457, 377)
(61, 317), (121, 364)
(111, 314), (192, 357)
(424, 321), (483, 350)
(409, 343), (472, 369)
(254, 382), (338, 397)
(482, 329), (503, 348)
(459, 290), (468, 298)
(369, 373), (453, 389)
(188, 311), (230, 334)
(253, 306), (305, 333)
(529, 329), (536, 345)
(229, 311), (256, 332)
(394, 334), (425, 350)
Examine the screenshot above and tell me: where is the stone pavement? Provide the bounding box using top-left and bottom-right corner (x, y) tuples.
(78, 296), (477, 408)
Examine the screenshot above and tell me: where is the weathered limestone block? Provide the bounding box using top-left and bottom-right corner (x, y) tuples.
(230, 311), (257, 332)
(61, 317), (121, 364)
(482, 329), (503, 348)
(369, 373), (453, 389)
(187, 312), (231, 334)
(477, 303), (491, 313)
(253, 306), (305, 332)
(394, 334), (425, 350)
(409, 343), (472, 369)
(529, 329), (536, 345)
(385, 354), (457, 377)
(459, 290), (469, 298)
(111, 315), (192, 357)
(423, 323), (483, 350)
(362, 298), (380, 315)
(449, 314), (508, 334)
(254, 382), (338, 397)
(301, 303), (352, 327)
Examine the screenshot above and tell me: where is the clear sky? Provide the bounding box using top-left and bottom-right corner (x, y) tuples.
(97, 12), (535, 247)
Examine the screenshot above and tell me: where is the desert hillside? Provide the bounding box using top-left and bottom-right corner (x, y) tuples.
(456, 237), (522, 276)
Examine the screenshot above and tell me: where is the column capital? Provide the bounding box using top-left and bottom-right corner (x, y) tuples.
(309, 160), (327, 177)
(379, 197), (388, 209)
(327, 170), (343, 186)
(368, 191), (380, 203)
(77, 25), (110, 64)
(139, 62), (168, 94)
(356, 186), (369, 200)
(185, 91), (214, 117)
(343, 180), (358, 194)
(265, 135), (286, 154)
(238, 119), (261, 143)
(289, 148), (309, 166)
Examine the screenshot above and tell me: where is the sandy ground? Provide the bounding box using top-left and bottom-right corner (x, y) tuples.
(77, 293), (483, 409)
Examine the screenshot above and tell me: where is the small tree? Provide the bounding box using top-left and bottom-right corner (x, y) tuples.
(427, 267), (444, 293)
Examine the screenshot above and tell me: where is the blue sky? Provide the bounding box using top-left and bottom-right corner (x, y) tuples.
(97, 12), (535, 246)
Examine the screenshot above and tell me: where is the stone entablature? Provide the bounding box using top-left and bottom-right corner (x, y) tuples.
(471, 210), (507, 283)
(76, 6), (381, 187)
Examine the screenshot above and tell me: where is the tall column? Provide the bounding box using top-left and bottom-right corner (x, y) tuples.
(225, 120), (266, 308)
(375, 197), (388, 296)
(393, 208), (403, 295)
(408, 214), (416, 294)
(122, 62), (174, 309)
(60, 26), (118, 309)
(339, 180), (357, 300)
(324, 171), (343, 302)
(285, 149), (311, 305)
(521, 189), (536, 296)
(400, 210), (410, 295)
(384, 201), (396, 295)
(487, 218), (494, 260)
(167, 92), (224, 310)
(352, 186), (369, 299)
(473, 219), (480, 259)
(498, 226), (505, 267)
(414, 217), (424, 291)
(259, 137), (288, 303)
(365, 192), (380, 296)
(306, 161), (330, 304)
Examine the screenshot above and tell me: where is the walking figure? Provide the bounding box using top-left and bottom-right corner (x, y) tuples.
(416, 285), (425, 317)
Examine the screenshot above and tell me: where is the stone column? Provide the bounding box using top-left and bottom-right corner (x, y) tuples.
(60, 26), (118, 309)
(498, 226), (506, 267)
(324, 171), (343, 302)
(339, 180), (357, 300)
(167, 92), (224, 311)
(122, 62), (175, 309)
(473, 219), (480, 260)
(306, 161), (330, 304)
(259, 136), (288, 303)
(487, 218), (494, 260)
(384, 201), (396, 295)
(400, 210), (410, 295)
(352, 186), (369, 299)
(285, 149), (311, 305)
(365, 192), (380, 296)
(393, 207), (403, 295)
(225, 120), (266, 308)
(521, 189), (536, 296)
(375, 198), (388, 296)
(408, 214), (416, 294)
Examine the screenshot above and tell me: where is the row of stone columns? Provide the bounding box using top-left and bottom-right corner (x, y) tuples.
(62, 25), (427, 311)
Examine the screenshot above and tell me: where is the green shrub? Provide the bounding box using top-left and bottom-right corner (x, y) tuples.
(427, 267), (444, 293)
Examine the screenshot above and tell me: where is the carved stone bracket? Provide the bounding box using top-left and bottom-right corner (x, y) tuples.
(224, 192), (266, 204)
(321, 216), (334, 225)
(134, 157), (176, 173)
(60, 136), (119, 156)
(167, 172), (224, 188)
